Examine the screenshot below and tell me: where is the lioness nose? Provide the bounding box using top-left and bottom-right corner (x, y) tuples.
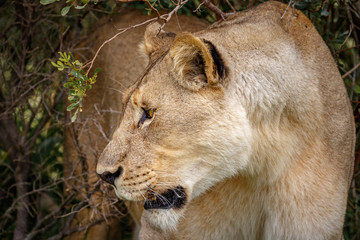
(98, 166), (123, 185)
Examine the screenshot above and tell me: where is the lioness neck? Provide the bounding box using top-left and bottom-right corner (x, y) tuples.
(174, 137), (345, 240)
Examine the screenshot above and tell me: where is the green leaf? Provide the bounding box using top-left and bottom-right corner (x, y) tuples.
(94, 68), (101, 75)
(51, 62), (59, 68)
(69, 98), (78, 103)
(67, 102), (78, 111)
(353, 85), (360, 94)
(71, 108), (80, 122)
(61, 6), (71, 16)
(64, 82), (72, 88)
(40, 0), (57, 5)
(70, 69), (84, 80)
(75, 3), (88, 9)
(56, 61), (64, 67)
(89, 77), (96, 84)
(74, 60), (82, 67)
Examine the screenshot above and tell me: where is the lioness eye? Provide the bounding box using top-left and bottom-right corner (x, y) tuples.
(138, 108), (154, 128)
(145, 109), (154, 119)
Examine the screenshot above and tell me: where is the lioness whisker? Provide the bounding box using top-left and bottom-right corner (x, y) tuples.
(152, 172), (179, 178)
(148, 188), (171, 205)
(169, 189), (182, 198)
(152, 170), (176, 174)
(109, 77), (128, 90)
(152, 183), (174, 187)
(107, 87), (125, 94)
(138, 189), (147, 201)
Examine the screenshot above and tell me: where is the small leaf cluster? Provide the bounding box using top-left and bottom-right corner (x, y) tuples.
(51, 52), (100, 122)
(40, 0), (98, 16)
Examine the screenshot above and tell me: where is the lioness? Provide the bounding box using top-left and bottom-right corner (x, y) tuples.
(64, 9), (206, 239)
(96, 1), (355, 239)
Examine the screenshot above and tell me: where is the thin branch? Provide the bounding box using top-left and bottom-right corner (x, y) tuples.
(225, 0), (236, 12)
(119, 0), (162, 19)
(84, 17), (158, 76)
(281, 0), (293, 19)
(342, 62), (360, 79)
(194, 1), (205, 13)
(200, 0), (234, 20)
(333, 44), (360, 55)
(24, 193), (75, 240)
(281, 0), (298, 19)
(160, 0), (189, 26)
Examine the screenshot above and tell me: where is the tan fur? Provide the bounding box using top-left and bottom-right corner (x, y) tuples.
(97, 2), (355, 239)
(170, 33), (218, 88)
(64, 9), (206, 239)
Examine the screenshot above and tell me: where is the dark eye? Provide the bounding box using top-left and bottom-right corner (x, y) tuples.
(138, 108), (154, 128)
(145, 108), (154, 119)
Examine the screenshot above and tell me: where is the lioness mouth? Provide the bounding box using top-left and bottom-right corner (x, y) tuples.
(144, 186), (186, 210)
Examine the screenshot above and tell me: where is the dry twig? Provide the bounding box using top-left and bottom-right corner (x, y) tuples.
(342, 62), (360, 79)
(200, 0), (234, 20)
(85, 0), (190, 76)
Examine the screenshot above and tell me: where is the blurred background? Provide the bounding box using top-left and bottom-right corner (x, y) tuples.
(0, 0), (359, 239)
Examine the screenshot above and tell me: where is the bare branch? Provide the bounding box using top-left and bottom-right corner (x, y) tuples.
(85, 17), (158, 76)
(225, 0), (236, 12)
(200, 0), (234, 20)
(342, 62), (360, 79)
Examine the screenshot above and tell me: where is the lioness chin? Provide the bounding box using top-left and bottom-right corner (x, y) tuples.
(97, 1), (355, 239)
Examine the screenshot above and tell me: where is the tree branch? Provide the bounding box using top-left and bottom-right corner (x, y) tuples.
(342, 62), (360, 79)
(200, 0), (234, 20)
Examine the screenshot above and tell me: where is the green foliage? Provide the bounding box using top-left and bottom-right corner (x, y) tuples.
(40, 0), (58, 5)
(52, 52), (100, 122)
(40, 0), (99, 16)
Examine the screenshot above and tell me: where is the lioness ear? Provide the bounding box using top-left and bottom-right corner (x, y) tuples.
(141, 22), (176, 56)
(169, 33), (225, 91)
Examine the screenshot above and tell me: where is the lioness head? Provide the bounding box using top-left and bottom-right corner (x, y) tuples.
(96, 22), (252, 231)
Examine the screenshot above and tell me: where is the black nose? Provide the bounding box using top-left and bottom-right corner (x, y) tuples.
(98, 167), (123, 185)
